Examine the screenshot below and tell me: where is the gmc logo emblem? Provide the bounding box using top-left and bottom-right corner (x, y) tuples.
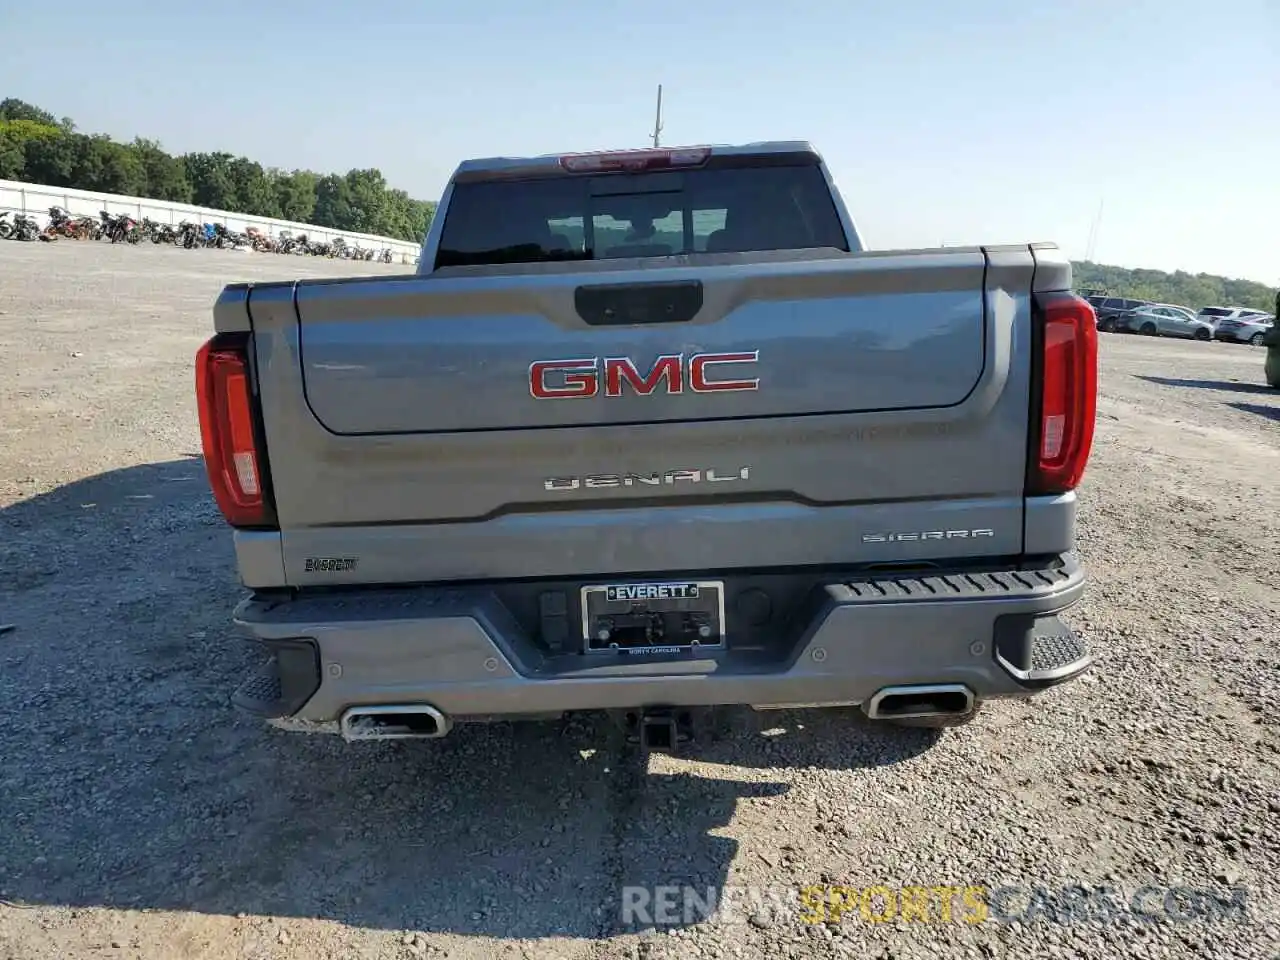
(529, 352), (760, 399)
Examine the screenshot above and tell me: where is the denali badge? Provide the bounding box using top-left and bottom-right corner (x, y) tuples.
(545, 467), (750, 491)
(862, 529), (996, 543)
(529, 352), (759, 399)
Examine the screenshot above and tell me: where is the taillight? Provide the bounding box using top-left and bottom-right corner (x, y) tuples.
(195, 334), (274, 528)
(1028, 292), (1098, 495)
(558, 146), (711, 174)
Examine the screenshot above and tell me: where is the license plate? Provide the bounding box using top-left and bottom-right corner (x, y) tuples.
(581, 580), (725, 654)
(605, 582), (699, 601)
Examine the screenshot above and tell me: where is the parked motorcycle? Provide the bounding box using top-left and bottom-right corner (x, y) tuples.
(208, 222), (250, 249)
(139, 217), (168, 242)
(46, 206), (74, 238)
(246, 227), (274, 253)
(177, 221), (203, 249)
(98, 211), (138, 243)
(6, 205), (409, 258)
(277, 232), (315, 255)
(8, 214), (42, 242)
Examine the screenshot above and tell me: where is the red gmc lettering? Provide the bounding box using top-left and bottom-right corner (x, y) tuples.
(530, 352), (760, 399)
(690, 351), (760, 393)
(603, 355), (683, 397)
(529, 359), (598, 399)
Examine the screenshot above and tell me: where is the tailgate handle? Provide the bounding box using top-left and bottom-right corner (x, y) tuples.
(574, 280), (703, 326)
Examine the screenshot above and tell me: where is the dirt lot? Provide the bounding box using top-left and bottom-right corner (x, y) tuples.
(1, 240), (1277, 960)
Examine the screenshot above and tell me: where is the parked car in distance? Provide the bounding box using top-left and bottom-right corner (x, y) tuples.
(1085, 295), (1149, 333)
(1197, 306), (1273, 331)
(1122, 304), (1212, 340)
(1213, 313), (1274, 346)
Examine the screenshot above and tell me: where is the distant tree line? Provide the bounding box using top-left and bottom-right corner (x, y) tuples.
(1073, 261), (1275, 314)
(0, 98), (434, 243)
(3, 97), (1274, 303)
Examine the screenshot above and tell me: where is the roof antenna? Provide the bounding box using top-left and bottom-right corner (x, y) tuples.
(1085, 198), (1104, 262)
(649, 84), (663, 148)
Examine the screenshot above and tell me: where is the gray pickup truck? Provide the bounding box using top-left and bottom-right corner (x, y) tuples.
(196, 141), (1099, 750)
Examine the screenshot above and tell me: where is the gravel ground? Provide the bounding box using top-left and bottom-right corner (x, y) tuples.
(0, 240), (1277, 960)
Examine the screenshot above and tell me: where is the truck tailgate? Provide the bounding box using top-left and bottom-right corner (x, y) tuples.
(295, 253), (987, 434)
(241, 246), (1041, 585)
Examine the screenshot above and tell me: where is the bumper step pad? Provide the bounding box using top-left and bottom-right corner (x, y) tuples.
(830, 557), (1091, 689)
(229, 640), (322, 720)
(1030, 627), (1090, 678)
(993, 611), (1092, 686)
(231, 658), (284, 715)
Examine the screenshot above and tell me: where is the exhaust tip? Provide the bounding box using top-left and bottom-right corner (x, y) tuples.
(865, 684), (975, 721)
(340, 704), (452, 741)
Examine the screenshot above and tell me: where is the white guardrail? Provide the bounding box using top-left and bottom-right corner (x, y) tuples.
(0, 179), (423, 264)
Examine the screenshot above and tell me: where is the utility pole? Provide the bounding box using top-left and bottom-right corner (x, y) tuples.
(649, 84), (664, 148)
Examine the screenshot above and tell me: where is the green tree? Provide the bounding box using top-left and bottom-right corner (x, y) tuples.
(2, 97), (435, 242)
(184, 151), (238, 210)
(70, 135), (146, 195)
(1074, 261), (1275, 313)
(410, 199), (436, 241)
(0, 137), (20, 179)
(0, 98), (57, 125)
(132, 137), (192, 202)
(343, 168), (389, 234)
(228, 156), (280, 217)
(312, 173), (354, 230)
(379, 188), (416, 241)
(22, 132), (77, 185)
(273, 169), (319, 223)
(0, 119), (61, 180)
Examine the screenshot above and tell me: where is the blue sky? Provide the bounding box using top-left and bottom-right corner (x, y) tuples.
(3, 0), (1277, 283)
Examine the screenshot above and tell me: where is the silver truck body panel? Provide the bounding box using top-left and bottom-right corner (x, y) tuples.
(207, 144), (1092, 730)
(234, 556), (1086, 721)
(226, 246), (1053, 589)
